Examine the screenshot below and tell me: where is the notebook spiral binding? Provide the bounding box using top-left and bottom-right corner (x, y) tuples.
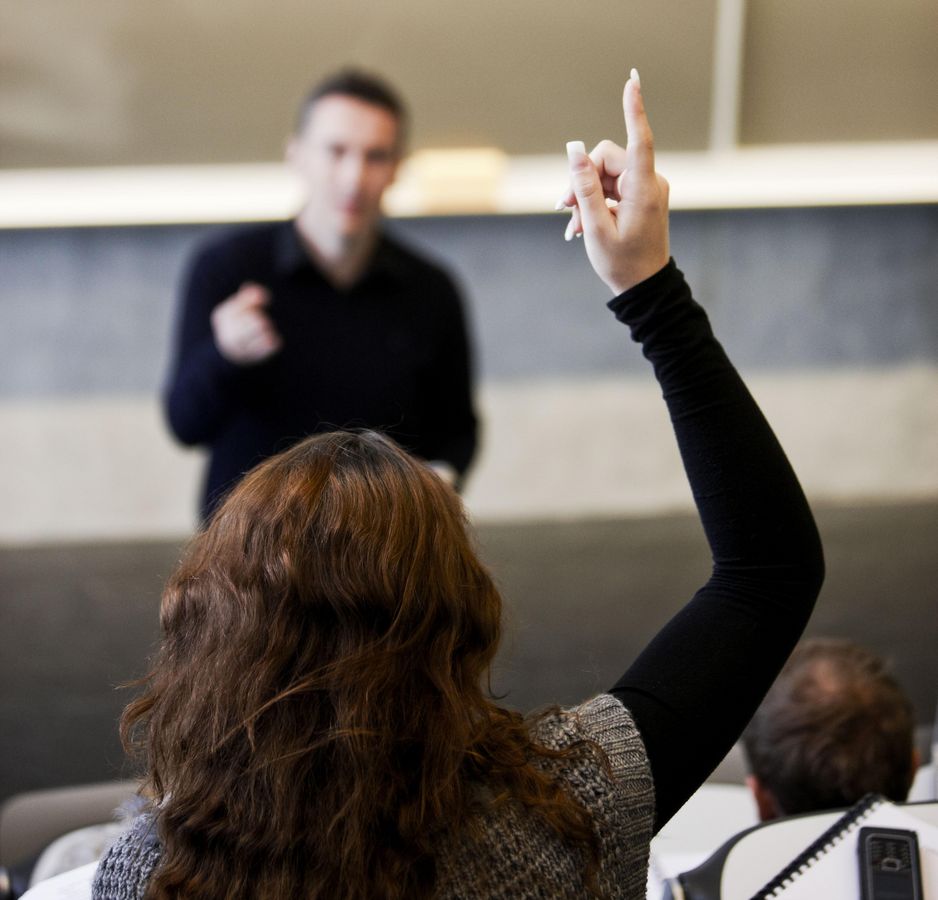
(747, 793), (886, 900)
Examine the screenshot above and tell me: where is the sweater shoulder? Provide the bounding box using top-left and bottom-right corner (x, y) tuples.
(92, 812), (162, 900)
(535, 694), (651, 784)
(434, 698), (654, 899)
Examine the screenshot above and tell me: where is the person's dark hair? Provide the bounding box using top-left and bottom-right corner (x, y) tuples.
(295, 68), (408, 147)
(122, 431), (601, 900)
(742, 637), (916, 816)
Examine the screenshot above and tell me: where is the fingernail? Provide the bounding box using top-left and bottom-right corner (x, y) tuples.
(564, 218), (575, 242)
(630, 68), (641, 89)
(566, 140), (586, 163)
(554, 199), (568, 211)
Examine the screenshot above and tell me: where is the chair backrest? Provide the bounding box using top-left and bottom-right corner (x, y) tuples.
(0, 781), (138, 868)
(672, 800), (938, 900)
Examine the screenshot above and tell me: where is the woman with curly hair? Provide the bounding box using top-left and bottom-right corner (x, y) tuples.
(93, 73), (823, 900)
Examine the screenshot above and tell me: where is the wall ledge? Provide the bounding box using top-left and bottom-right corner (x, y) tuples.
(2, 141), (937, 229)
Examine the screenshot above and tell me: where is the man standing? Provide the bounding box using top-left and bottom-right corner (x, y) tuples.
(165, 70), (478, 520)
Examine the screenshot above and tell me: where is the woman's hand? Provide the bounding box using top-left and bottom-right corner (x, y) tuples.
(560, 71), (670, 295)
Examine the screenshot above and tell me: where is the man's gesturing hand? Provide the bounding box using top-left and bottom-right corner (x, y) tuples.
(210, 282), (283, 365)
(563, 71), (670, 295)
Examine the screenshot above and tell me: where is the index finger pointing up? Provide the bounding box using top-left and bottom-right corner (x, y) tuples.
(623, 69), (655, 178)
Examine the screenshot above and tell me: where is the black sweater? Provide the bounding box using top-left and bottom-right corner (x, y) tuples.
(164, 222), (478, 520)
(607, 260), (824, 829)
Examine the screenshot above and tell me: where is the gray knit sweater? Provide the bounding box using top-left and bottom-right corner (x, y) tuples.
(92, 694), (653, 899)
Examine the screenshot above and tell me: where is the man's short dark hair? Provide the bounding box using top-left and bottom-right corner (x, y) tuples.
(295, 68), (408, 146)
(742, 638), (916, 816)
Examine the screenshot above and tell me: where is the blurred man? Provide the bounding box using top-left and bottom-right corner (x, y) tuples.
(742, 637), (919, 820)
(165, 69), (478, 520)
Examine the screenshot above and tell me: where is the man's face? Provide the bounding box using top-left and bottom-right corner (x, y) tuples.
(288, 95), (401, 243)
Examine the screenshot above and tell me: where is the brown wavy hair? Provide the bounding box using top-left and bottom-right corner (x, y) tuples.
(122, 431), (600, 899)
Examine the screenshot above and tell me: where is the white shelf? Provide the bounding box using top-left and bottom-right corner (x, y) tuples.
(1, 141), (937, 229)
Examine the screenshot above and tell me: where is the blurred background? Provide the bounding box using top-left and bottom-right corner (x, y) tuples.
(2, 0), (937, 804)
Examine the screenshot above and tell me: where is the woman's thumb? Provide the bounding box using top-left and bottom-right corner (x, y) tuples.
(566, 141), (606, 234)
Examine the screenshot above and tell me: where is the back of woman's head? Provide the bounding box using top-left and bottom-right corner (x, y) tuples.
(160, 429), (502, 730)
(125, 431), (596, 899)
(123, 434), (483, 897)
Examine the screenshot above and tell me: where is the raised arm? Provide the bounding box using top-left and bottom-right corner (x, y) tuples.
(565, 73), (824, 830)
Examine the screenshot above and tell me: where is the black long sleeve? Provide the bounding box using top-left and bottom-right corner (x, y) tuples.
(606, 260), (824, 831)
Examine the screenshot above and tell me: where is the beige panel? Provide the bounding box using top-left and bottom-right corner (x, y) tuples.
(2, 367), (937, 543)
(0, 0), (715, 168)
(742, 0), (938, 144)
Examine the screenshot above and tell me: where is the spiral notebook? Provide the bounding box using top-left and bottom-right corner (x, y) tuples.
(744, 794), (938, 899)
